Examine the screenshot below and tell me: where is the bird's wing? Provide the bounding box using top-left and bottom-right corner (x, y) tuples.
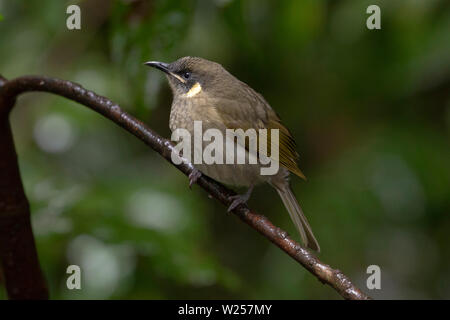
(209, 83), (306, 180)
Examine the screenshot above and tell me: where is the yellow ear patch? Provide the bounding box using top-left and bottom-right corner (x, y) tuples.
(185, 82), (202, 98)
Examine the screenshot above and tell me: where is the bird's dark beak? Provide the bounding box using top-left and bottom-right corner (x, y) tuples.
(144, 61), (170, 74)
(144, 60), (187, 83)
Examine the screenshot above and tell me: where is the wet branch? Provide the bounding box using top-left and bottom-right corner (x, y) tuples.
(0, 75), (371, 300)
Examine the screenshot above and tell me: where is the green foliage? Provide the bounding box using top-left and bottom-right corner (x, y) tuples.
(0, 0), (449, 299)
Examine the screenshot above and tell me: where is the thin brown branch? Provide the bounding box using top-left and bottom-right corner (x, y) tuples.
(0, 75), (371, 300)
(0, 76), (48, 299)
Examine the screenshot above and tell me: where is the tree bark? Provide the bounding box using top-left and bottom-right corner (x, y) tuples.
(0, 75), (370, 300)
(0, 77), (48, 299)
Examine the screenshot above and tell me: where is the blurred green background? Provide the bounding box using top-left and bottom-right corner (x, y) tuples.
(0, 0), (449, 299)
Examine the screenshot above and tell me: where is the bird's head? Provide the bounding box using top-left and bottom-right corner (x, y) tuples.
(145, 56), (232, 98)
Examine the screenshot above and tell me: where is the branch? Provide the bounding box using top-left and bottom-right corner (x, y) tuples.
(0, 76), (48, 299)
(0, 75), (371, 300)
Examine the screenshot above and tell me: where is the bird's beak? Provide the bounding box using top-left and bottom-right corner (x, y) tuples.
(144, 61), (186, 83)
(144, 61), (170, 74)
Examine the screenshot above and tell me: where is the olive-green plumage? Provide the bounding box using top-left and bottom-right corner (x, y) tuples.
(145, 56), (319, 252)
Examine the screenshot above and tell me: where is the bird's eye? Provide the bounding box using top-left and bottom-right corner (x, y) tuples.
(182, 71), (191, 79)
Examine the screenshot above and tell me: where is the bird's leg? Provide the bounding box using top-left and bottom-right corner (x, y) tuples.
(188, 168), (202, 188)
(227, 185), (254, 212)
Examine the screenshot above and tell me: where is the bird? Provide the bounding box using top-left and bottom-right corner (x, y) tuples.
(145, 56), (320, 252)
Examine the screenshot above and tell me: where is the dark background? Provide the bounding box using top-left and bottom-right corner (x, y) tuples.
(0, 0), (449, 299)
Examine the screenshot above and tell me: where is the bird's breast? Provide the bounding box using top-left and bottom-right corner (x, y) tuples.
(169, 96), (222, 132)
(168, 96), (284, 187)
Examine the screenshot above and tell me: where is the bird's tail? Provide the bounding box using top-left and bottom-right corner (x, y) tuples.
(275, 184), (320, 252)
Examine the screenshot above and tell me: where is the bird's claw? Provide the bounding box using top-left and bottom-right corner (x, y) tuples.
(227, 186), (254, 212)
(188, 169), (202, 188)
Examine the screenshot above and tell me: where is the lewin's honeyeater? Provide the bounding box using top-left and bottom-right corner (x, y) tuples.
(145, 56), (320, 252)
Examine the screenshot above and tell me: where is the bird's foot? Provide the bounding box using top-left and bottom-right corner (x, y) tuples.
(188, 169), (202, 188)
(227, 186), (254, 212)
